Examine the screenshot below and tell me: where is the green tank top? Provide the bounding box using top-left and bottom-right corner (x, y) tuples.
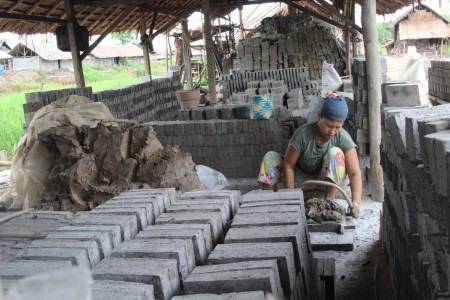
(289, 122), (356, 175)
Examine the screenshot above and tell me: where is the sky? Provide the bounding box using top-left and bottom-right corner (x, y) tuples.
(0, 0), (448, 54)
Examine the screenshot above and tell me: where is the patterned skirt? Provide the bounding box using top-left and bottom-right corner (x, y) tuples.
(257, 147), (350, 189)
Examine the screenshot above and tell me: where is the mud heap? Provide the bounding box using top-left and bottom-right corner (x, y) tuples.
(305, 197), (346, 223)
(36, 123), (200, 211)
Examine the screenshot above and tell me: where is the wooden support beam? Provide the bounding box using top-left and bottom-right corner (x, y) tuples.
(64, 0), (85, 88)
(0, 12), (65, 24)
(81, 4), (137, 60)
(282, 0), (359, 36)
(314, 0), (362, 33)
(140, 10), (152, 79)
(361, 0), (383, 202)
(151, 10), (192, 38)
(203, 0), (217, 104)
(150, 12), (158, 33)
(181, 20), (193, 90)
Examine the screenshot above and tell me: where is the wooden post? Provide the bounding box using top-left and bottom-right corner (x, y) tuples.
(203, 0), (217, 104)
(64, 0), (85, 88)
(166, 30), (169, 71)
(361, 0), (384, 201)
(181, 20), (193, 90)
(140, 11), (152, 79)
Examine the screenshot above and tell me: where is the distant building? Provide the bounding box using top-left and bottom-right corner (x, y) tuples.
(388, 4), (450, 56)
(89, 45), (144, 66)
(7, 43), (146, 70)
(8, 42), (73, 70)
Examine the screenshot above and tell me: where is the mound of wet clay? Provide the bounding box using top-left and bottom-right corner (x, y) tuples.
(305, 197), (346, 223)
(36, 123), (200, 211)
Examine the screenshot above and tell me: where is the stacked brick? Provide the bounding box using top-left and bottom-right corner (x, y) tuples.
(1, 188), (322, 299)
(23, 87), (93, 129)
(233, 24), (344, 81)
(93, 76), (182, 122)
(220, 67), (319, 98)
(182, 189), (322, 300)
(381, 103), (450, 299)
(428, 60), (450, 103)
(352, 57), (387, 181)
(145, 119), (287, 178)
(22, 75), (182, 131)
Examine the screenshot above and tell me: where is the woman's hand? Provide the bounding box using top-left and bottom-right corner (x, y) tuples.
(345, 147), (362, 218)
(283, 145), (300, 189)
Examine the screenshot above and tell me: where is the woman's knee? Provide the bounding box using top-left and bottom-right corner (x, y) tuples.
(326, 147), (344, 157)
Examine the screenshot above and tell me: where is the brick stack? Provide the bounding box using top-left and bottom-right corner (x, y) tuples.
(23, 87), (93, 129)
(352, 57), (387, 181)
(22, 74), (182, 131)
(182, 189), (322, 300)
(234, 26), (344, 81)
(93, 75), (182, 122)
(145, 119), (286, 178)
(381, 103), (450, 300)
(428, 60), (450, 103)
(220, 67), (319, 98)
(1, 188), (323, 299)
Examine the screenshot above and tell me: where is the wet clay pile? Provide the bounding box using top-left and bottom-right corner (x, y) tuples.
(305, 197), (346, 223)
(36, 123), (200, 211)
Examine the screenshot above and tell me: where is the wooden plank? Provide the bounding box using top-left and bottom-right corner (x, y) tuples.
(309, 231), (354, 251)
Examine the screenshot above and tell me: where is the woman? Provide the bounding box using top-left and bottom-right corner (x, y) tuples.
(257, 95), (362, 218)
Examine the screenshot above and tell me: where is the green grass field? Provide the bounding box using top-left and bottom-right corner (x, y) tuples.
(0, 61), (172, 158)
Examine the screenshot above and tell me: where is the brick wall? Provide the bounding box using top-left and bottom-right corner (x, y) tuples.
(381, 104), (450, 299)
(428, 60), (450, 104)
(23, 74), (182, 129)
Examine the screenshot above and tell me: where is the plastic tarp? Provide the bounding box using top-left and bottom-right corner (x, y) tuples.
(2, 95), (117, 209)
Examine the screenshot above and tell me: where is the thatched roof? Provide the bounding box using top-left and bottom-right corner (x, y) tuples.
(90, 44), (144, 58)
(0, 0), (416, 37)
(9, 43), (72, 60)
(390, 3), (450, 40)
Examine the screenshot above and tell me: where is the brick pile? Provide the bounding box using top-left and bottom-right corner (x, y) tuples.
(428, 60), (450, 103)
(233, 25), (344, 81)
(381, 102), (450, 299)
(1, 188), (323, 300)
(145, 119), (288, 178)
(220, 67), (319, 99)
(22, 74), (182, 130)
(352, 57), (387, 181)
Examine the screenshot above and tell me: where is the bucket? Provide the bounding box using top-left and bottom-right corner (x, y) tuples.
(176, 89), (200, 109)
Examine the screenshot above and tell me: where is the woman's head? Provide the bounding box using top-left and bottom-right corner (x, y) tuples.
(316, 95), (347, 139)
(320, 95), (348, 123)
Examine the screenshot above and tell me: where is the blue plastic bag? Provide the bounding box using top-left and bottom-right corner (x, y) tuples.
(250, 93), (274, 119)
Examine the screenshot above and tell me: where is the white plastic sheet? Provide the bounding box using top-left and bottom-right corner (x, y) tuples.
(2, 95), (117, 209)
(196, 165), (228, 191)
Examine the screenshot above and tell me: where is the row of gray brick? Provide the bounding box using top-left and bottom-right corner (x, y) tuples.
(381, 103), (450, 299)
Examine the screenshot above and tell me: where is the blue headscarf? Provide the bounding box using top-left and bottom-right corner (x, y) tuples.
(320, 95), (348, 123)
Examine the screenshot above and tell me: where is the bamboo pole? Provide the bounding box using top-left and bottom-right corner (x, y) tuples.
(202, 0), (217, 104)
(140, 11), (151, 78)
(181, 20), (193, 90)
(361, 0), (384, 202)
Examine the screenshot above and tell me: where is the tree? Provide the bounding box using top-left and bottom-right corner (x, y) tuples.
(111, 31), (140, 46)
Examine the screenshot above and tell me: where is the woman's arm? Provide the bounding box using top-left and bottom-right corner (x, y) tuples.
(283, 145), (301, 189)
(345, 147), (362, 218)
